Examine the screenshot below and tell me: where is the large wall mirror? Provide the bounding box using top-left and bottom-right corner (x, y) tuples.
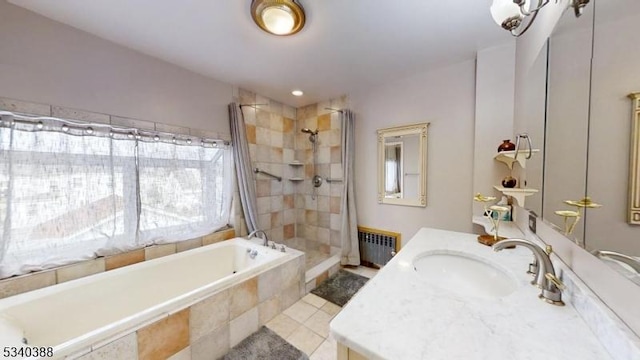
(541, 0), (640, 288)
(584, 0), (640, 278)
(377, 123), (429, 207)
(542, 3), (593, 243)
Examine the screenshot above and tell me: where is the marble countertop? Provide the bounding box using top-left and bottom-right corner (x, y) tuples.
(330, 227), (612, 360)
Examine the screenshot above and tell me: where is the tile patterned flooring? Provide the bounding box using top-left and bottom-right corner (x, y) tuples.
(265, 266), (378, 359)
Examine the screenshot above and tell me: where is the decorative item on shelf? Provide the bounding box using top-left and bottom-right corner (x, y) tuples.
(497, 139), (516, 152)
(491, 196), (512, 222)
(554, 197), (602, 245)
(501, 175), (517, 188)
(473, 193), (508, 246)
(565, 197), (602, 209)
(480, 205), (510, 246)
(554, 210), (581, 237)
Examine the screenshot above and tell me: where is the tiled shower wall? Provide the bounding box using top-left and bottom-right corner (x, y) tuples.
(294, 98), (346, 261)
(237, 89), (298, 243)
(236, 90), (347, 267)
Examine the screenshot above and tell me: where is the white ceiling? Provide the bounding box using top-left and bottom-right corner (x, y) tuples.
(8, 0), (509, 107)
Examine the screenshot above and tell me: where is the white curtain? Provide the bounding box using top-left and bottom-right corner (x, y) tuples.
(340, 110), (360, 266)
(0, 112), (232, 278)
(136, 140), (232, 246)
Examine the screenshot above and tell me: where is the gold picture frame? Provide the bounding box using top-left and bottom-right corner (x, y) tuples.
(628, 93), (640, 224)
(377, 122), (429, 207)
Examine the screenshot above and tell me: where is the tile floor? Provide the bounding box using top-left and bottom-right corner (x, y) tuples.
(265, 266), (378, 360)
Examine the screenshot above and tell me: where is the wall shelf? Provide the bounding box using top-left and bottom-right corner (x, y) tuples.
(288, 178), (304, 181)
(494, 149), (540, 169)
(493, 186), (538, 207)
(288, 162), (304, 166)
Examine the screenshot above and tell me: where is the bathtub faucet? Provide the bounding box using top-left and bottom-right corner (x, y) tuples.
(248, 229), (269, 247)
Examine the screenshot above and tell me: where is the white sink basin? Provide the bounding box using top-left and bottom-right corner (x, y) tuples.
(413, 252), (517, 299)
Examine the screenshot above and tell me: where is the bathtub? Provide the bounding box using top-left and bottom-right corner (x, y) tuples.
(0, 238), (301, 359)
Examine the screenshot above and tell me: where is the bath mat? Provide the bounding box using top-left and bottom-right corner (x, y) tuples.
(222, 326), (308, 360)
(311, 270), (369, 307)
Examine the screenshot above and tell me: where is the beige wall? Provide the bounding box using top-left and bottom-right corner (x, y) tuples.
(0, 1), (233, 134)
(351, 59), (476, 242)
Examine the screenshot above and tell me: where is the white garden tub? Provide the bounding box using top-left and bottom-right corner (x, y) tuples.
(0, 238), (291, 359)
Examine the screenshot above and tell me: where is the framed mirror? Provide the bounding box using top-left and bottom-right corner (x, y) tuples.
(377, 122), (429, 207)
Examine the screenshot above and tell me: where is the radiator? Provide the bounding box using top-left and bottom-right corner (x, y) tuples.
(357, 226), (401, 267)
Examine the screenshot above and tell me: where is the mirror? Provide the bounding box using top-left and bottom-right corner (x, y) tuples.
(540, 0), (640, 285)
(377, 123), (429, 207)
(584, 0), (640, 268)
(542, 4), (594, 243)
(513, 42), (548, 216)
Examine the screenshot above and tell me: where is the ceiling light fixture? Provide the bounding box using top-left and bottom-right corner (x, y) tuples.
(291, 90), (304, 96)
(251, 0), (305, 36)
(490, 0), (590, 37)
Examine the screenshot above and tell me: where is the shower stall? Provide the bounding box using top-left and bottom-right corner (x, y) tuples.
(235, 97), (343, 278)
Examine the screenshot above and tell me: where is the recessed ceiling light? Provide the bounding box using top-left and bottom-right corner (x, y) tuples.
(291, 90), (304, 96)
(251, 0), (306, 36)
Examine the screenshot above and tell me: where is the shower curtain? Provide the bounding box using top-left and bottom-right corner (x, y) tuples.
(228, 103), (259, 233)
(340, 110), (360, 266)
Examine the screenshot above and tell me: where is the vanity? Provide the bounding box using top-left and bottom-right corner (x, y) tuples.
(330, 227), (622, 360)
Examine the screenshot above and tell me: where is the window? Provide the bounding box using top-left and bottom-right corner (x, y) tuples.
(0, 113), (232, 278)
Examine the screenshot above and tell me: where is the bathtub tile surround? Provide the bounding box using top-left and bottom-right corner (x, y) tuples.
(191, 324), (230, 360)
(0, 270), (56, 299)
(167, 346), (191, 360)
(3, 239), (306, 360)
(0, 228), (235, 300)
(229, 277), (259, 319)
(137, 309), (190, 360)
(54, 258), (105, 284)
(189, 290), (230, 343)
(105, 249), (146, 271)
(229, 307), (260, 348)
(76, 333), (138, 360)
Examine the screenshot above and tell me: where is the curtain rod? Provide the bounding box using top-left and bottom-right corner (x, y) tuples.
(324, 107), (343, 113)
(239, 103), (268, 109)
(0, 111), (229, 146)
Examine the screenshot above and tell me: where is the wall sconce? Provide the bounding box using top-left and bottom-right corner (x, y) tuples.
(251, 0), (306, 36)
(490, 0), (590, 37)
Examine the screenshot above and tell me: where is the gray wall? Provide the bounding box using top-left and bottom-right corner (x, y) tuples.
(351, 59), (477, 242)
(0, 1), (234, 134)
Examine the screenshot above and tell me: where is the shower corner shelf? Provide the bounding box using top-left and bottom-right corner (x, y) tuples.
(288, 162), (304, 166)
(288, 177), (304, 181)
(493, 186), (538, 206)
(494, 149), (540, 169)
